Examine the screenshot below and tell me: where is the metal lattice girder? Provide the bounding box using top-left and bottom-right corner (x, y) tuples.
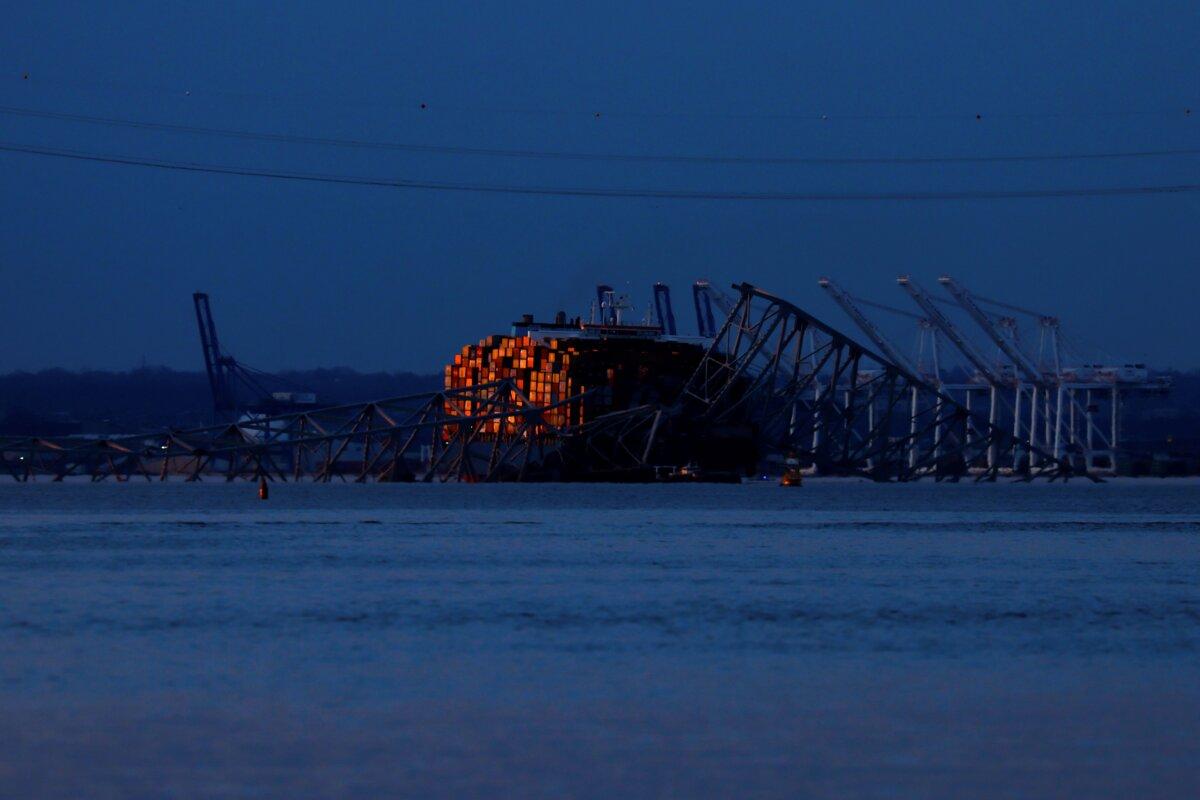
(0, 381), (607, 483)
(2, 284), (1083, 484)
(557, 404), (663, 475)
(678, 283), (1073, 481)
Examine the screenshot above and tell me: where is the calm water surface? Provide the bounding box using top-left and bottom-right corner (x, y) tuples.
(1, 480), (1198, 798)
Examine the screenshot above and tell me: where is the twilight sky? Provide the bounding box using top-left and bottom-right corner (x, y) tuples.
(1, 2), (1197, 373)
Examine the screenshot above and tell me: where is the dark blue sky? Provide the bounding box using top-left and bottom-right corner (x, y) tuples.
(2, 2), (1197, 372)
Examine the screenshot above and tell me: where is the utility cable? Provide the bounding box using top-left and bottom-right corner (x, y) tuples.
(4, 141), (1200, 201)
(3, 104), (1200, 166)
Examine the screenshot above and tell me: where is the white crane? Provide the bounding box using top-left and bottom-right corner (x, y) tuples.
(897, 277), (1007, 387)
(937, 274), (1060, 466)
(838, 292), (945, 385)
(820, 277), (954, 470)
(818, 278), (921, 377)
(936, 277), (1123, 470)
(956, 290), (1065, 377)
(938, 276), (1046, 386)
(897, 275), (1009, 469)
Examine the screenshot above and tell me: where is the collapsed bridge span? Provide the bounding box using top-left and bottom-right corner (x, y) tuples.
(1, 283), (1075, 482)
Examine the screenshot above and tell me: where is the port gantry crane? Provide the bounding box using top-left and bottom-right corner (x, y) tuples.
(818, 288), (948, 387)
(678, 283), (1070, 481)
(651, 283), (678, 335)
(192, 292), (318, 423)
(939, 277), (1045, 384)
(938, 278), (1124, 472)
(818, 278), (920, 376)
(692, 280), (737, 338)
(935, 275), (1054, 470)
(822, 278), (1009, 470)
(193, 292), (238, 421)
(819, 277), (944, 470)
(896, 276), (1010, 470)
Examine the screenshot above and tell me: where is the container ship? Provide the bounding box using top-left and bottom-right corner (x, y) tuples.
(442, 286), (757, 480)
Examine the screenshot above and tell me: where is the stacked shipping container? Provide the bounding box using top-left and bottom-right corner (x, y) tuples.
(444, 335), (579, 432)
(443, 333), (707, 436)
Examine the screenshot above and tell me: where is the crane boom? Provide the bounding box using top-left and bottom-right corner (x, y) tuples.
(818, 278), (920, 376)
(938, 276), (1046, 385)
(652, 282), (677, 335)
(897, 276), (1007, 385)
(192, 292), (237, 418)
(692, 280), (734, 337)
(692, 282), (716, 336)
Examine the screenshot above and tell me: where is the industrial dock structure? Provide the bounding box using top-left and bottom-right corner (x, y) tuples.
(820, 275), (1169, 475)
(0, 278), (1170, 483)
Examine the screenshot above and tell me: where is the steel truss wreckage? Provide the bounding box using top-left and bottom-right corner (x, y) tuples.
(1, 283), (1079, 483)
(677, 284), (1075, 481)
(0, 381), (640, 484)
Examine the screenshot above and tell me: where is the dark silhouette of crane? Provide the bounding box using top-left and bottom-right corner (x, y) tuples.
(192, 292), (316, 422)
(692, 280), (737, 337)
(652, 283), (677, 335)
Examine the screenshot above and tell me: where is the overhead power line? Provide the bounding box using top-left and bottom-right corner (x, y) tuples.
(2, 104), (1199, 166)
(3, 141), (1200, 201)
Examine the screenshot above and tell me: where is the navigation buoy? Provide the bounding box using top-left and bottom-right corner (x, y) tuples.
(258, 477), (269, 500)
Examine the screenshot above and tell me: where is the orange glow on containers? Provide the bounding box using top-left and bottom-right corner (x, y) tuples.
(442, 332), (706, 437)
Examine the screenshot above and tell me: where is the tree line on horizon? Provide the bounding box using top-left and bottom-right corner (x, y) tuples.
(0, 366), (442, 435)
